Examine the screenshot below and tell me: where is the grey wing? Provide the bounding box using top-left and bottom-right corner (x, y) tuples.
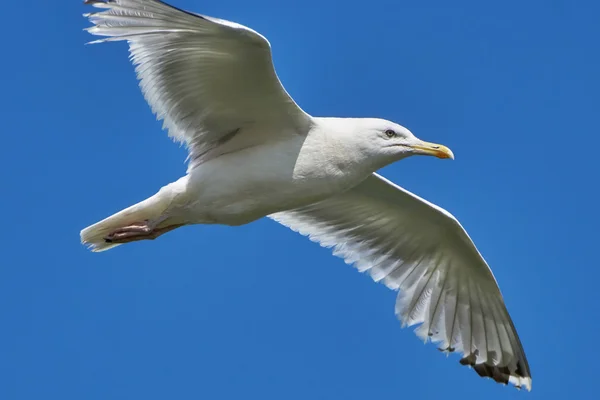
(270, 173), (531, 390)
(85, 0), (311, 168)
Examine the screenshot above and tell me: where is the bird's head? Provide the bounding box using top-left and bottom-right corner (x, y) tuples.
(356, 118), (454, 163)
(313, 117), (454, 172)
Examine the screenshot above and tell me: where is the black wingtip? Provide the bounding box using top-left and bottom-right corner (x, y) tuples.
(459, 354), (531, 390)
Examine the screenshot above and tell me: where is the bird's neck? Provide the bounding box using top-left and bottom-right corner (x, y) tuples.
(294, 119), (385, 190)
(312, 117), (396, 170)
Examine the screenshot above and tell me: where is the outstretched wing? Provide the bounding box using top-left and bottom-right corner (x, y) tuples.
(84, 0), (311, 168)
(270, 173), (531, 390)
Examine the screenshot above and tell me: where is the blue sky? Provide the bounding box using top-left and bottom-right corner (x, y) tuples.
(1, 0), (598, 398)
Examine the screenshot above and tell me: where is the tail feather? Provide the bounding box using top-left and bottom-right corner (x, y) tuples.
(81, 187), (175, 252)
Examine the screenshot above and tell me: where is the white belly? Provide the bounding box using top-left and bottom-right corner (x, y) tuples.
(180, 137), (366, 226)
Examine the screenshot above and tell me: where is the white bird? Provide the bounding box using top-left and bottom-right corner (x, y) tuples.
(81, 0), (531, 390)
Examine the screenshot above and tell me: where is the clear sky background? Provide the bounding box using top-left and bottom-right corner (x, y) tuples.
(1, 0), (599, 399)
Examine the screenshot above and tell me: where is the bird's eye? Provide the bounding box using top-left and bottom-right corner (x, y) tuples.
(385, 129), (397, 138)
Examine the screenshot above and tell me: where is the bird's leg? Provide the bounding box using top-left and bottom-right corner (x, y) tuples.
(104, 221), (152, 243)
(104, 220), (184, 244)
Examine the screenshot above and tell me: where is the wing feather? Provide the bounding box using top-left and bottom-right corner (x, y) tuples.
(84, 0), (310, 169)
(270, 173), (531, 390)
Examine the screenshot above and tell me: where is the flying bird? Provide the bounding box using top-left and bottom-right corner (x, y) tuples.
(81, 0), (531, 390)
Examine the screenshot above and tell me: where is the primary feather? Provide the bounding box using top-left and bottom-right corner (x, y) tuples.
(84, 0), (310, 169)
(270, 174), (532, 390)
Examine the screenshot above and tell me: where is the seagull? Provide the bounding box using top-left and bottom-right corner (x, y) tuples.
(81, 0), (531, 390)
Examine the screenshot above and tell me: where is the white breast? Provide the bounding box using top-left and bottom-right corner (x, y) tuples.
(183, 133), (370, 225)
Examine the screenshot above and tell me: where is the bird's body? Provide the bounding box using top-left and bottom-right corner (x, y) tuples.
(81, 0), (532, 391)
(183, 119), (373, 225)
(91, 118), (388, 234)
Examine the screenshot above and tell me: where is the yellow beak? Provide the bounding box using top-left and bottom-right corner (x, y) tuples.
(410, 141), (454, 159)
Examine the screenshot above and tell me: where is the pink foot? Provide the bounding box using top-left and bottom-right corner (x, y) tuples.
(104, 221), (184, 244)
